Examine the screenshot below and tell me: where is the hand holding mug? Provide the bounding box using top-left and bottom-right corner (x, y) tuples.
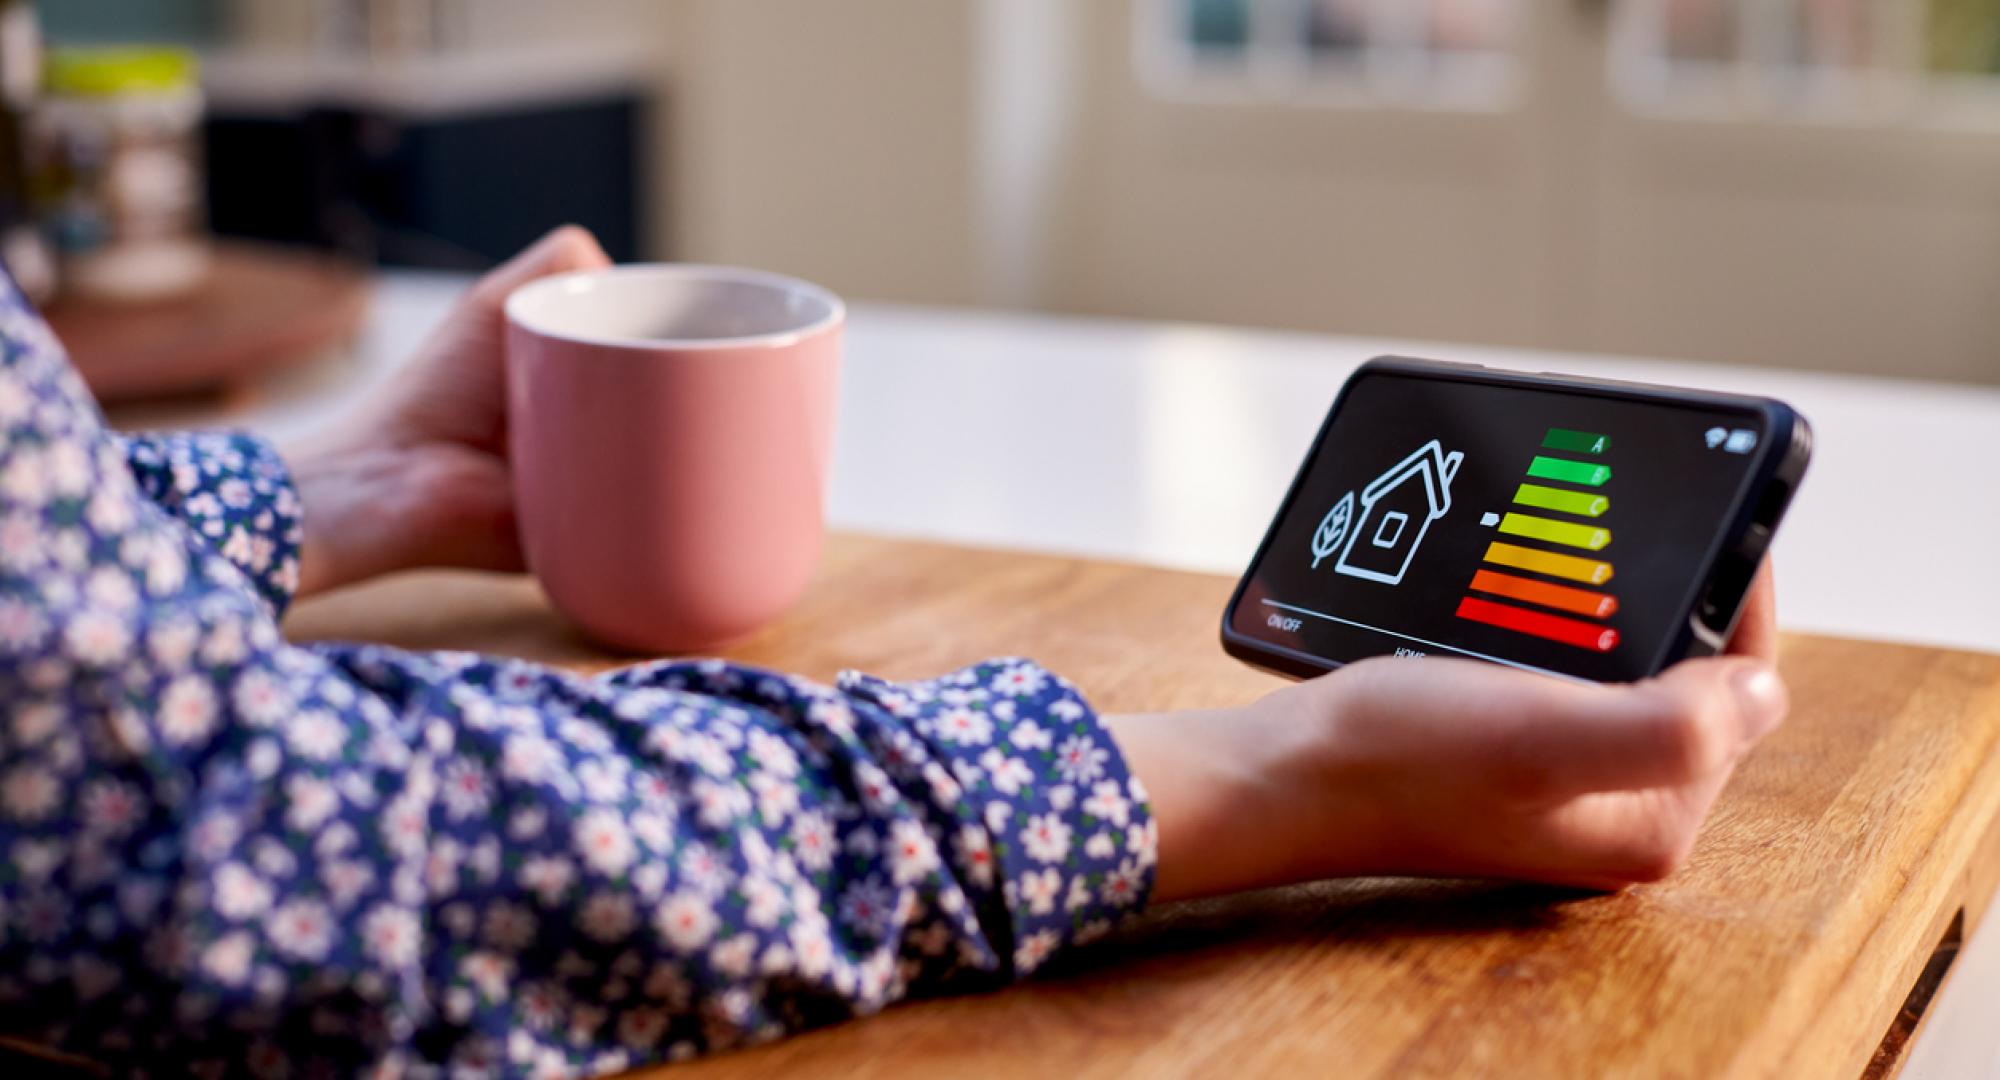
(288, 226), (613, 597)
(289, 226), (844, 654)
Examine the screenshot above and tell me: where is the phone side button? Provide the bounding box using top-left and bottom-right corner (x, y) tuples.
(1742, 522), (1772, 554)
(1753, 478), (1794, 529)
(1689, 611), (1727, 653)
(1697, 551), (1761, 635)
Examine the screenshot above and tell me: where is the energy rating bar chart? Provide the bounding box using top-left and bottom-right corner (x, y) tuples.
(1483, 541), (1613, 586)
(1457, 596), (1621, 653)
(1497, 513), (1610, 551)
(1468, 569), (1618, 619)
(1513, 483), (1607, 517)
(1526, 455), (1611, 487)
(1460, 426), (1623, 653)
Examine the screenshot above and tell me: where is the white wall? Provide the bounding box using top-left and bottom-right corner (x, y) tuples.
(659, 0), (984, 304)
(223, 0), (2000, 384)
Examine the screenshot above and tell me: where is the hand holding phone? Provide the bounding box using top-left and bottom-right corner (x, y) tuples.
(1122, 565), (1785, 899)
(1223, 358), (1810, 683)
(1119, 360), (1803, 898)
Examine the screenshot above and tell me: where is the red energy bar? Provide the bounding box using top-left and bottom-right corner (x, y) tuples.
(1468, 569), (1618, 619)
(1456, 596), (1619, 653)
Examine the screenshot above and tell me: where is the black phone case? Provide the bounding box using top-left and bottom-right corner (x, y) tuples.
(1220, 357), (1813, 683)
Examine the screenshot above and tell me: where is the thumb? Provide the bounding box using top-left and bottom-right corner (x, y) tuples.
(1542, 657), (1787, 795)
(1648, 656), (1790, 750)
(469, 225), (613, 310)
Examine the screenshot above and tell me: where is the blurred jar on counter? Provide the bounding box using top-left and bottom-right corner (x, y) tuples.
(31, 47), (208, 302)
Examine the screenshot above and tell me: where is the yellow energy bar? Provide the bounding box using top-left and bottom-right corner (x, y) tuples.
(1513, 483), (1608, 518)
(1483, 541), (1614, 586)
(1498, 513), (1611, 551)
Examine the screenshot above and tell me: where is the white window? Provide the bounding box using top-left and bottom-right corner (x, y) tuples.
(1107, 0), (2000, 383)
(1137, 0), (1524, 110)
(1372, 510), (1409, 549)
(1612, 0), (2000, 126)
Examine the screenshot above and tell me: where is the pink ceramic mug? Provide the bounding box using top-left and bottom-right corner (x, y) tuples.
(504, 265), (843, 652)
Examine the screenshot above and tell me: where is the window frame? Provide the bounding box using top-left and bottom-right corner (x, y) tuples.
(1133, 0), (1528, 114)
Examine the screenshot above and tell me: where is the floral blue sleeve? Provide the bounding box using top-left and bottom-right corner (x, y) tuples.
(120, 430), (303, 615)
(0, 278), (1157, 1076)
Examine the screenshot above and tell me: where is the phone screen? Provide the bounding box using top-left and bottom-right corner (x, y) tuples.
(1228, 366), (1777, 682)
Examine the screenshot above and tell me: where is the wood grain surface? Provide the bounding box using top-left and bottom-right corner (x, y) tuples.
(286, 534), (2000, 1079)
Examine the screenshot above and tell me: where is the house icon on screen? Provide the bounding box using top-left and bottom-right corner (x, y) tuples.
(1334, 439), (1464, 587)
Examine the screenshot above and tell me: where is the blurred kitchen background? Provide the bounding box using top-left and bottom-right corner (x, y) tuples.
(7, 0), (2000, 389)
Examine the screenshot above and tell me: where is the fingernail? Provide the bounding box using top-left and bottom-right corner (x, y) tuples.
(1730, 663), (1787, 740)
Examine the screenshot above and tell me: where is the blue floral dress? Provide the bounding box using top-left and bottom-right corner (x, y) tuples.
(0, 277), (1156, 1076)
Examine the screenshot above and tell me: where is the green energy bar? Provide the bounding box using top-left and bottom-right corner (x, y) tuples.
(1542, 428), (1609, 454)
(1526, 456), (1611, 487)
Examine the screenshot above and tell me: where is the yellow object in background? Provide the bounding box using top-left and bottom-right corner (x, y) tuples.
(31, 45), (208, 301)
(43, 47), (197, 97)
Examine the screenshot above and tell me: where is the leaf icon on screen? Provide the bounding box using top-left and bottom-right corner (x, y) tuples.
(1312, 491), (1355, 569)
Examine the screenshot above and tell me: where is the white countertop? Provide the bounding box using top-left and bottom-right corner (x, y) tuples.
(219, 270), (2000, 657)
(130, 270), (2000, 1076)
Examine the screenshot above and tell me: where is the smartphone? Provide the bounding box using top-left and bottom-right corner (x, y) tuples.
(1221, 358), (1812, 683)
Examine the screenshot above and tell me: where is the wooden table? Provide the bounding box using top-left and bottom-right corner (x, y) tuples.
(287, 534), (2000, 1079)
(45, 243), (370, 404)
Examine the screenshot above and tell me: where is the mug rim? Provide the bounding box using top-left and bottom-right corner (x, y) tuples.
(505, 263), (846, 351)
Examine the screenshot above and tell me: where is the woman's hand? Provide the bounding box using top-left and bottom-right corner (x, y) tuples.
(1114, 564), (1787, 901)
(286, 227), (612, 598)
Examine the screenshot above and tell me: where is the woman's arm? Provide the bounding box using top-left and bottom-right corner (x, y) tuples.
(0, 258), (1152, 1074)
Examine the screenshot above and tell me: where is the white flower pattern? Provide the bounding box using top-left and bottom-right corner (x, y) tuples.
(0, 274), (1155, 1075)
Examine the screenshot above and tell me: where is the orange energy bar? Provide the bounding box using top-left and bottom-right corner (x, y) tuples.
(1469, 569), (1618, 619)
